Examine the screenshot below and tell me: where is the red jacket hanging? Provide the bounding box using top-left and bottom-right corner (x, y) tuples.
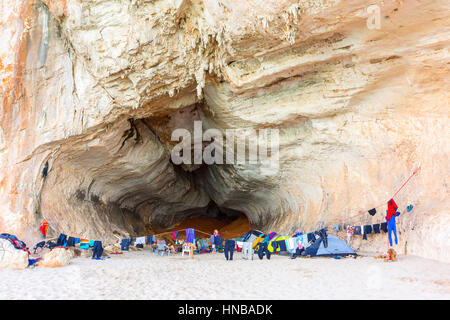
(40, 219), (49, 238)
(386, 198), (398, 221)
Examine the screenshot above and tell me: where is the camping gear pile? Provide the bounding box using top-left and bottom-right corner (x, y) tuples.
(0, 233), (41, 269)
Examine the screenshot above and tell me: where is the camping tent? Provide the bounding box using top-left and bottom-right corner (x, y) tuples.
(304, 235), (356, 257)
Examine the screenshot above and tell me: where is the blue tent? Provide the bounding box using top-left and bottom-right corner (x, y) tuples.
(304, 235), (356, 257)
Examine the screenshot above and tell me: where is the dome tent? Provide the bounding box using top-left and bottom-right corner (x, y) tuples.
(304, 234), (356, 257)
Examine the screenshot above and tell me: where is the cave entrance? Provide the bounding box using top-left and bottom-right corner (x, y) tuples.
(40, 109), (268, 241)
(152, 201), (250, 240)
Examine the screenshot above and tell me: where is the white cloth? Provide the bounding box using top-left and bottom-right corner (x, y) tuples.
(135, 236), (145, 246)
(241, 242), (254, 260)
(286, 238), (296, 251)
(303, 234), (310, 248)
(296, 236), (303, 249)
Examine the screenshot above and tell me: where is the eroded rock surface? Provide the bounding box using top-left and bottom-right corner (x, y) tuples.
(0, 0), (449, 262)
(0, 239), (29, 270)
(38, 247), (72, 268)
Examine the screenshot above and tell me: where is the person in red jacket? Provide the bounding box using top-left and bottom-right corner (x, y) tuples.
(40, 219), (48, 238)
(386, 201), (401, 246)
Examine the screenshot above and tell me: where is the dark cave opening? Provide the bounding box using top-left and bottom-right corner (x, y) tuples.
(152, 200), (250, 240)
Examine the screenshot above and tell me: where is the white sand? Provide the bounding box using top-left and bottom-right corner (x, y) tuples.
(1, 251), (449, 300)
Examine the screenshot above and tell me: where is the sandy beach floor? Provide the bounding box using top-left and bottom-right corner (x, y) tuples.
(1, 251), (449, 300)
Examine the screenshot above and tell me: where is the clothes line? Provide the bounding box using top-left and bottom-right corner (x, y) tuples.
(289, 168), (420, 238)
(41, 228), (216, 248)
(338, 167), (419, 225)
(129, 228), (212, 240)
(39, 168), (420, 247)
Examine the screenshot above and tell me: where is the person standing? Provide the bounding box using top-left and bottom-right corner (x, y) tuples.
(211, 229), (220, 254)
(386, 209), (401, 246)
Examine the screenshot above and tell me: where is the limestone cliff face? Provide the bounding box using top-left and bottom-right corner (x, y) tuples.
(0, 0), (449, 262)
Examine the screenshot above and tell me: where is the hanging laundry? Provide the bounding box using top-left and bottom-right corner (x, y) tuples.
(286, 237), (296, 253)
(354, 226), (361, 235)
(39, 219), (49, 238)
(346, 226), (355, 234)
(257, 242), (271, 260)
(236, 241), (244, 252)
(346, 225), (355, 245)
(135, 237), (145, 246)
(276, 240), (287, 252)
(362, 225), (366, 240)
(290, 242), (305, 259)
(302, 233), (309, 247)
(407, 205), (413, 212)
(114, 238), (121, 249)
(381, 222), (388, 233)
(172, 231), (179, 241)
(66, 237), (76, 247)
(373, 224), (380, 234)
(80, 239), (90, 250)
(333, 225), (339, 232)
(262, 234), (271, 243)
(271, 241), (279, 253)
(268, 232), (277, 241)
(151, 235), (156, 243)
(368, 208), (377, 216)
(242, 241), (254, 260)
(314, 228), (328, 248)
(307, 232), (315, 243)
(89, 240), (95, 247)
(362, 225), (372, 240)
(74, 238), (80, 244)
(92, 241), (103, 259)
(56, 234), (67, 247)
(386, 198), (398, 221)
(120, 238), (130, 251)
(296, 236), (304, 249)
(224, 240), (235, 261)
(186, 228), (195, 244)
(32, 241), (45, 254)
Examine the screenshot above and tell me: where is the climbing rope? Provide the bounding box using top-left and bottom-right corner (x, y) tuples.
(339, 167), (420, 225)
